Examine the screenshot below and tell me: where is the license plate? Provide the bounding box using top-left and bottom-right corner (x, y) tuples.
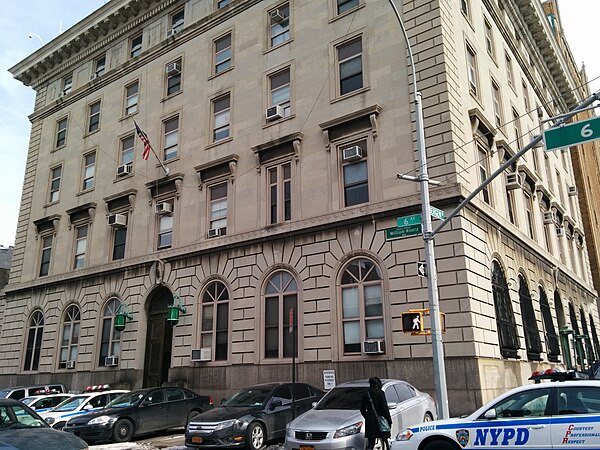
(300, 446), (313, 450)
(192, 437), (203, 444)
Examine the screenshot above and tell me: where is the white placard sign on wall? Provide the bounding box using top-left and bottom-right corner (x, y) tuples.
(323, 369), (336, 390)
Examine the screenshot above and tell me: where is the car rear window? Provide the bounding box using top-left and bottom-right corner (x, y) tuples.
(316, 386), (368, 410)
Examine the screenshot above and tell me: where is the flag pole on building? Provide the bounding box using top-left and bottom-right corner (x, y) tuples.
(133, 118), (170, 177)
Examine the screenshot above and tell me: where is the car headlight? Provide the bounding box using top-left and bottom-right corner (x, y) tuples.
(333, 421), (363, 439)
(45, 417), (55, 425)
(395, 428), (414, 441)
(88, 415), (116, 426)
(215, 419), (237, 431)
(287, 426), (296, 438)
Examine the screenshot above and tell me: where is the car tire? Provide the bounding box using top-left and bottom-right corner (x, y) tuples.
(113, 418), (135, 443)
(423, 440), (459, 450)
(246, 422), (265, 450)
(423, 412), (434, 422)
(187, 410), (202, 425)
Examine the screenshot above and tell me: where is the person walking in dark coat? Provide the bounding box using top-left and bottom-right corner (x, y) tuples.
(360, 377), (392, 450)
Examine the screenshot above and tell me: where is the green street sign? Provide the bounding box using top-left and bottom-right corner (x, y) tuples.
(430, 206), (445, 220)
(386, 224), (422, 240)
(544, 116), (600, 151)
(397, 214), (421, 227)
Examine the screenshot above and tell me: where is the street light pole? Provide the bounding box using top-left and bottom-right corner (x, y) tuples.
(387, 0), (450, 419)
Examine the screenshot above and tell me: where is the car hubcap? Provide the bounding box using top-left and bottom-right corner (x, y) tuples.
(119, 424), (129, 438)
(252, 426), (263, 449)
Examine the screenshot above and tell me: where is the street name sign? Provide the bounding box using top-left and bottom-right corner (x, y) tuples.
(397, 214), (421, 227)
(385, 224), (422, 240)
(430, 206), (445, 220)
(544, 116), (600, 151)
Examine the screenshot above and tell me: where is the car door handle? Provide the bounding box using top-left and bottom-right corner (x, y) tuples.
(529, 424), (545, 429)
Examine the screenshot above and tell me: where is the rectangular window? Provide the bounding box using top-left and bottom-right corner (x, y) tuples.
(466, 44), (478, 96)
(130, 34), (142, 58)
(337, 37), (363, 96)
(39, 235), (53, 277)
(337, 0), (359, 14)
(88, 100), (101, 133)
(166, 59), (182, 96)
(506, 191), (515, 224)
(524, 191), (534, 239)
(163, 116), (179, 161)
(492, 81), (502, 128)
(49, 165), (61, 203)
(505, 53), (514, 88)
(478, 146), (490, 204)
(82, 151), (96, 191)
(124, 81), (139, 116)
(268, 162), (291, 224)
(121, 135), (134, 167)
(342, 140), (368, 207)
(112, 227), (127, 260)
(460, 0), (469, 18)
(556, 170), (565, 205)
(269, 3), (290, 47)
(209, 182), (228, 234)
(522, 81), (530, 115)
(171, 9), (184, 33)
(218, 0), (232, 7)
(512, 108), (522, 149)
(214, 33), (232, 74)
(158, 206), (173, 249)
(484, 19), (494, 56)
(94, 55), (106, 77)
(212, 94), (231, 142)
(56, 118), (68, 147)
(269, 68), (291, 118)
(62, 75), (73, 94)
(73, 224), (88, 269)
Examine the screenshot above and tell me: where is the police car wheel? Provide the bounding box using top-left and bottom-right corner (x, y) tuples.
(423, 413), (433, 422)
(423, 440), (459, 450)
(113, 418), (135, 443)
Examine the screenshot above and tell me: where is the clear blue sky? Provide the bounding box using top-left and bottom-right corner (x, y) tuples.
(0, 0), (599, 247)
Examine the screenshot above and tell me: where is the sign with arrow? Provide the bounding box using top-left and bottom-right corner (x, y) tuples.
(417, 261), (427, 278)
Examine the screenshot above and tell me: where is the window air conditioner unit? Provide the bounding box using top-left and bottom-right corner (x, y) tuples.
(343, 145), (363, 162)
(191, 348), (212, 362)
(266, 105), (284, 122)
(108, 213), (127, 228)
(505, 172), (522, 190)
(155, 202), (173, 215)
(543, 211), (556, 225)
(166, 28), (179, 39)
(270, 9), (287, 23)
(104, 356), (119, 367)
(65, 360), (76, 370)
(556, 227), (565, 238)
(166, 62), (181, 75)
(568, 186), (578, 196)
(117, 164), (132, 177)
(90, 73), (99, 81)
(363, 340), (386, 355)
(207, 228), (221, 238)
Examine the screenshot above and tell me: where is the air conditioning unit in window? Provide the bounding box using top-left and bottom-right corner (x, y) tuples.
(363, 340), (386, 354)
(108, 213), (127, 228)
(270, 9), (287, 23)
(191, 348), (211, 362)
(568, 186), (578, 196)
(343, 145), (363, 162)
(166, 28), (179, 39)
(543, 211), (557, 225)
(207, 228), (221, 238)
(117, 164), (132, 177)
(155, 202), (173, 215)
(505, 172), (523, 190)
(266, 105), (284, 122)
(65, 360), (76, 370)
(166, 62), (181, 75)
(90, 73), (99, 81)
(104, 356), (119, 367)
(556, 227), (566, 238)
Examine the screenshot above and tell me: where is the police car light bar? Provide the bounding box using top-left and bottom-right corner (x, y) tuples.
(529, 368), (589, 383)
(84, 384), (111, 392)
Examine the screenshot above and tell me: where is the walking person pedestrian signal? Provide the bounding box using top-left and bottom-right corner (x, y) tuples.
(401, 312), (423, 333)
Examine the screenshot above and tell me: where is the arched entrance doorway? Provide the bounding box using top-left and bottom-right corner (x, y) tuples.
(143, 286), (174, 387)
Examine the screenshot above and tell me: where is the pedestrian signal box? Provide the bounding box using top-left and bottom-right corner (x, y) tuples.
(401, 311), (423, 333)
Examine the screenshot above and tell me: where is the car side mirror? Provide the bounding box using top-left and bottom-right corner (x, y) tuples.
(484, 409), (497, 420)
(270, 399), (283, 411)
(221, 398), (227, 405)
(83, 404), (93, 410)
(311, 402), (317, 408)
(387, 402), (398, 410)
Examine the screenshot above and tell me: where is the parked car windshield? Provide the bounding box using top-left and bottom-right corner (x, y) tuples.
(315, 386), (368, 410)
(223, 386), (273, 407)
(0, 404), (47, 429)
(52, 396), (88, 412)
(0, 390), (11, 398)
(107, 392), (144, 408)
(20, 397), (37, 405)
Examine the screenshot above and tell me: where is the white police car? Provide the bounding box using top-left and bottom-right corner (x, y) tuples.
(393, 369), (600, 449)
(38, 385), (128, 430)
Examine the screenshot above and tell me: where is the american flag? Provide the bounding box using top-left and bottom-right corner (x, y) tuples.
(133, 119), (151, 160)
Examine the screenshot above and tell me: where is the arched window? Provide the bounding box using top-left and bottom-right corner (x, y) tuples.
(554, 291), (566, 330)
(340, 258), (383, 354)
(24, 310), (44, 371)
(59, 305), (80, 369)
(99, 298), (122, 366)
(264, 271), (298, 359)
(491, 261), (519, 358)
(518, 276), (542, 360)
(539, 287), (560, 362)
(580, 308), (595, 364)
(589, 314), (600, 361)
(568, 302), (580, 334)
(201, 280), (229, 361)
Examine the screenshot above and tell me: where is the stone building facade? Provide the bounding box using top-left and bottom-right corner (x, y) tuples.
(4, 0), (599, 416)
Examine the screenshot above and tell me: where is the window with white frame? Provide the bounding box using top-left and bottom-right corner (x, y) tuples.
(201, 280), (230, 361)
(73, 224), (88, 269)
(466, 44), (478, 96)
(337, 36), (363, 96)
(88, 100), (101, 133)
(269, 3), (290, 47)
(99, 298), (122, 366)
(130, 34), (142, 58)
(124, 81), (139, 116)
(59, 305), (80, 369)
(82, 151), (96, 191)
(512, 108), (522, 149)
(522, 81), (531, 115)
(166, 59), (182, 96)
(460, 0), (470, 18)
(214, 33), (232, 74)
(62, 74), (73, 94)
(56, 117), (68, 148)
(94, 55), (106, 77)
(212, 94), (231, 142)
(340, 258), (384, 354)
(157, 201), (174, 249)
(478, 145), (491, 204)
(492, 80), (502, 129)
(264, 271), (298, 359)
(269, 68), (291, 118)
(267, 162), (291, 224)
(49, 165), (61, 203)
(24, 310), (44, 371)
(120, 135), (134, 170)
(163, 116), (179, 161)
(524, 190), (534, 239)
(337, 0), (360, 15)
(39, 235), (53, 277)
(217, 0), (232, 8)
(341, 139), (369, 207)
(505, 52), (514, 88)
(209, 182), (228, 235)
(170, 9), (184, 33)
(112, 222), (127, 261)
(484, 19), (495, 57)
